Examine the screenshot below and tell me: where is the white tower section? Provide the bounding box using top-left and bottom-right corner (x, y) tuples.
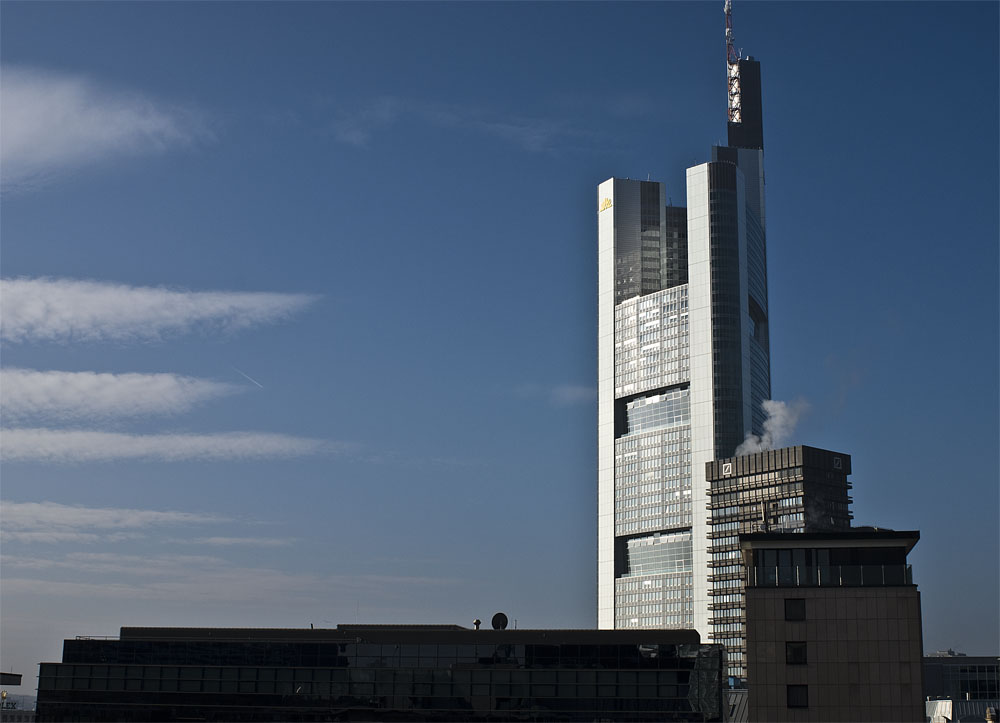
(597, 162), (762, 641)
(597, 178), (617, 629)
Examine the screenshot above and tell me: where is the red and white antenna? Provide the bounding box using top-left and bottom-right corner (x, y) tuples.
(725, 0), (741, 124)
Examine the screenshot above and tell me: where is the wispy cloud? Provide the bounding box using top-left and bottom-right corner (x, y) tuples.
(0, 531), (139, 545)
(0, 277), (319, 343)
(331, 97), (401, 147)
(1, 500), (225, 530)
(549, 384), (597, 406)
(331, 96), (592, 153)
(0, 66), (210, 190)
(0, 500), (225, 544)
(515, 382), (597, 406)
(174, 536), (294, 548)
(2, 552), (227, 576)
(0, 368), (239, 422)
(0, 429), (338, 464)
(1, 556), (452, 605)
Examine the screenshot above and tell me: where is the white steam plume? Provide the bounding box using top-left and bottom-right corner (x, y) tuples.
(735, 399), (809, 456)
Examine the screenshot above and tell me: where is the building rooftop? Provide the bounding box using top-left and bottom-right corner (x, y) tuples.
(740, 528), (919, 552)
(118, 625), (703, 645)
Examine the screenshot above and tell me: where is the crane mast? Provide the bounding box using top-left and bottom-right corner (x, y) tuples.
(725, 0), (741, 124)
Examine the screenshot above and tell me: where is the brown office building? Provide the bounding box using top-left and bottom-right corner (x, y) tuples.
(741, 529), (923, 722)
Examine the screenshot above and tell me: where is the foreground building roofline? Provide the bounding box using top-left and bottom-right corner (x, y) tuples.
(117, 625), (702, 644)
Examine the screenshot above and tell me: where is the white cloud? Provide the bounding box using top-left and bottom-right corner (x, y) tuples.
(0, 500), (225, 544)
(2, 552), (226, 576)
(0, 531), (132, 545)
(1, 500), (224, 531)
(332, 97), (583, 153)
(0, 277), (319, 343)
(549, 384), (597, 406)
(0, 568), (322, 604)
(0, 559), (451, 605)
(182, 536), (294, 548)
(0, 368), (239, 422)
(331, 97), (401, 147)
(0, 429), (337, 463)
(0, 66), (210, 189)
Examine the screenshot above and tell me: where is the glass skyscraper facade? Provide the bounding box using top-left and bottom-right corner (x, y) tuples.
(597, 58), (770, 637)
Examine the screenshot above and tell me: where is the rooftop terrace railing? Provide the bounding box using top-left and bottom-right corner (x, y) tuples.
(747, 564), (912, 588)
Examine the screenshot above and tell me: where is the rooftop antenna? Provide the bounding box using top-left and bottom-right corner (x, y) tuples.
(725, 0), (742, 125)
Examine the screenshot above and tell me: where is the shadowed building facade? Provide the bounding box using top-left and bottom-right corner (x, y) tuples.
(741, 529), (924, 722)
(706, 445), (853, 681)
(35, 625), (727, 722)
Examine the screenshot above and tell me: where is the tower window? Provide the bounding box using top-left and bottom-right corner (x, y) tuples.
(785, 642), (807, 665)
(784, 598), (805, 621)
(786, 684), (808, 708)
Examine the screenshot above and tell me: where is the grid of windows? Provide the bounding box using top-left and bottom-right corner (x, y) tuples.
(39, 636), (726, 722)
(624, 388), (690, 436)
(614, 287), (690, 398)
(614, 181), (672, 305)
(615, 575), (694, 630)
(706, 448), (854, 681)
(624, 531), (692, 577)
(940, 663), (1000, 699)
(614, 428), (691, 536)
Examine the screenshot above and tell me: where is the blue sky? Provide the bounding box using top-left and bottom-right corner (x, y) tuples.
(1, 1), (997, 687)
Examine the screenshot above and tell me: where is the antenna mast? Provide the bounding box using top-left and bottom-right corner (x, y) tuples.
(725, 0), (741, 124)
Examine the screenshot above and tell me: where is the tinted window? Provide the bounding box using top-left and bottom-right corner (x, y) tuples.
(784, 598), (806, 621)
(785, 642), (807, 665)
(787, 684), (808, 708)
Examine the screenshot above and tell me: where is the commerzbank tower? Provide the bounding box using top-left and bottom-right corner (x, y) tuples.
(596, 0), (770, 671)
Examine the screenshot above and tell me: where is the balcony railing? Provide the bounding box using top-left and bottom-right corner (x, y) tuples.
(748, 564), (913, 588)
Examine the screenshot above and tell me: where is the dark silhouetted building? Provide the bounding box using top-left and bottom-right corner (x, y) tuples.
(36, 624), (726, 722)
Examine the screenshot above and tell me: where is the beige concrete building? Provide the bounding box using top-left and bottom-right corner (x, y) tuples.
(742, 529), (923, 722)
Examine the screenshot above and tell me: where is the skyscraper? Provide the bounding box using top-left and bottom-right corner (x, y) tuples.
(597, 6), (770, 636)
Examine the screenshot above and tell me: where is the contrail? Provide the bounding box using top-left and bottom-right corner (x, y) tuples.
(231, 366), (264, 389)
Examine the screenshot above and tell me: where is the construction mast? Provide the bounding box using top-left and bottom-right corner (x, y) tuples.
(724, 0), (741, 124)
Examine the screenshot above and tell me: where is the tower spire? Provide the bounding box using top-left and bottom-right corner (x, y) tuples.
(725, 0), (741, 124)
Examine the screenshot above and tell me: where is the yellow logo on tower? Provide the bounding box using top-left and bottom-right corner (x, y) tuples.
(599, 197), (613, 213)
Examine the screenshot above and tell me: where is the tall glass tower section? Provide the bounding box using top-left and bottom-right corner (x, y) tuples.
(597, 57), (770, 637)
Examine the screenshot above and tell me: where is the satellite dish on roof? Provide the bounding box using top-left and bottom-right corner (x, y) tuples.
(491, 612), (508, 630)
